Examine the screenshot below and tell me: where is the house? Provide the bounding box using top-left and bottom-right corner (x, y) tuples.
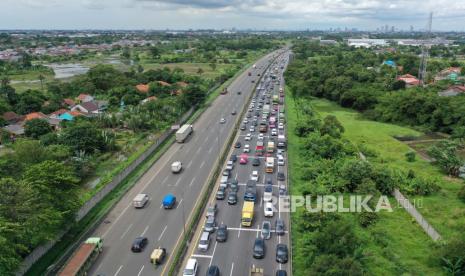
(63, 98), (76, 107)
(3, 124), (25, 136)
(2, 111), (21, 124)
(382, 60), (396, 68)
(157, 81), (171, 87)
(47, 118), (62, 130)
(136, 84), (150, 93)
(438, 85), (465, 97)
(397, 74), (420, 87)
(141, 96), (157, 104)
(59, 112), (75, 121)
(49, 109), (69, 119)
(77, 93), (94, 103)
(71, 101), (100, 115)
(435, 67), (462, 81)
(24, 112), (48, 121)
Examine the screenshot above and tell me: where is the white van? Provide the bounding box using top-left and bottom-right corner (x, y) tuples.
(183, 258), (198, 276)
(277, 155), (285, 166)
(133, 194), (149, 208)
(198, 231), (210, 252)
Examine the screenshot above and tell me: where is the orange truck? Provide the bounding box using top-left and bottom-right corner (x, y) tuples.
(58, 237), (103, 276)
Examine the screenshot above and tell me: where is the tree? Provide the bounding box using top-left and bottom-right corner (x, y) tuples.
(60, 121), (107, 154)
(149, 46), (160, 59)
(15, 90), (45, 114)
(311, 254), (363, 276)
(209, 63), (217, 71)
(197, 68), (204, 75)
(24, 118), (52, 139)
(12, 139), (47, 166)
(320, 115), (345, 139)
(38, 74), (45, 91)
(440, 237), (465, 275)
(428, 141), (463, 176)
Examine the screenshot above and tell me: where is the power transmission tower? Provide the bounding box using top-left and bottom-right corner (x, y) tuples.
(418, 12), (433, 86)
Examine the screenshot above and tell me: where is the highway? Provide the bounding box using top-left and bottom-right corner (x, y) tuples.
(86, 50), (283, 276)
(181, 51), (291, 276)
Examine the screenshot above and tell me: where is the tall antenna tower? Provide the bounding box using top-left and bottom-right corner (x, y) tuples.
(418, 12), (433, 86)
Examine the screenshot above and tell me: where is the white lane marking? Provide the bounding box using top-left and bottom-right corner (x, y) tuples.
(256, 225), (260, 238)
(141, 225), (149, 236)
(230, 263), (235, 276)
(196, 146), (202, 155)
(189, 177), (196, 187)
(238, 223), (241, 238)
(159, 203), (163, 209)
(191, 254), (213, 258)
(162, 175), (169, 185)
(137, 265), (145, 276)
(114, 265), (123, 276)
(209, 241), (218, 266)
(158, 225), (168, 241)
(175, 177), (182, 187)
(208, 146), (214, 154)
(187, 160), (193, 168)
(178, 198), (184, 206)
(200, 160), (206, 168)
(102, 203), (132, 237)
(120, 223), (133, 239)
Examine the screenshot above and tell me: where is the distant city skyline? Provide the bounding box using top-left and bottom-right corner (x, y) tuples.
(1, 0), (465, 31)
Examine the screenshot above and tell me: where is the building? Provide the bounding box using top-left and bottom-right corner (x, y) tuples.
(63, 98), (76, 107)
(3, 124), (25, 136)
(24, 112), (48, 121)
(77, 93), (94, 103)
(71, 101), (100, 115)
(2, 111), (22, 124)
(397, 74), (420, 87)
(347, 39), (388, 48)
(49, 109), (69, 119)
(136, 84), (150, 93)
(435, 67), (461, 81)
(438, 85), (465, 97)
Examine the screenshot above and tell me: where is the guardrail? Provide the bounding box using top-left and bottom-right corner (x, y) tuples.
(168, 51), (281, 276)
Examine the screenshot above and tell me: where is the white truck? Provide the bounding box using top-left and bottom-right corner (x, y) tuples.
(265, 157), (274, 173)
(175, 124), (193, 143)
(277, 134), (286, 148)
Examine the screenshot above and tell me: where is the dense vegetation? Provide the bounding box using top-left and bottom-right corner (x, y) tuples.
(286, 41), (465, 275)
(287, 41), (465, 133)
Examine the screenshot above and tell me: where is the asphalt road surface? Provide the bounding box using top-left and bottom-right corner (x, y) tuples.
(181, 51), (291, 276)
(84, 50), (284, 276)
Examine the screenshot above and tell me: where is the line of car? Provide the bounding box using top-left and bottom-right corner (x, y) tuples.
(183, 52), (290, 276)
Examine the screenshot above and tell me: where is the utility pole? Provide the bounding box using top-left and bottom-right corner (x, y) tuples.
(418, 12), (433, 86)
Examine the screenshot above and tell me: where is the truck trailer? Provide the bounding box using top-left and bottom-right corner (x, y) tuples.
(58, 237), (103, 276)
(175, 124), (193, 143)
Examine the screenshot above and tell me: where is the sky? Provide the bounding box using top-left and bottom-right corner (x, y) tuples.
(1, 0), (465, 31)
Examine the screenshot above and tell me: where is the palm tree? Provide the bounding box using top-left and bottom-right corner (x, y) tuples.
(38, 74), (45, 91)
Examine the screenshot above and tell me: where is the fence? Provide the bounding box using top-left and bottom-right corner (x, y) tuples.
(392, 189), (442, 241)
(359, 152), (441, 241)
(17, 108), (194, 275)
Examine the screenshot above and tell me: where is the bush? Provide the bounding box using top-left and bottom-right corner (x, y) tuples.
(405, 151), (416, 162)
(458, 185), (465, 203)
(358, 211), (379, 227)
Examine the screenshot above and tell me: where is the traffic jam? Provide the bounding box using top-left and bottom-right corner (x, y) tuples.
(183, 52), (290, 276)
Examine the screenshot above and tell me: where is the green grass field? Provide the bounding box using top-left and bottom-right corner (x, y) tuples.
(140, 62), (235, 79)
(310, 98), (465, 239)
(286, 96), (445, 275)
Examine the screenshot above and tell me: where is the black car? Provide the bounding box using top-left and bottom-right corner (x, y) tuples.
(237, 91), (242, 95)
(247, 113), (252, 118)
(252, 158), (260, 166)
(231, 110), (237, 115)
(207, 265), (220, 276)
(230, 154), (237, 163)
(240, 124), (246, 130)
(277, 172), (285, 181)
(131, 237), (148, 252)
(252, 121), (258, 126)
(275, 219), (285, 236)
(253, 238), (265, 259)
(227, 192), (237, 205)
(216, 187), (226, 200)
(216, 224), (228, 242)
(276, 244), (288, 263)
(235, 141), (242, 148)
(276, 270), (287, 276)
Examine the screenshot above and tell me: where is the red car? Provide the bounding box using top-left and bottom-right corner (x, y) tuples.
(240, 154), (248, 164)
